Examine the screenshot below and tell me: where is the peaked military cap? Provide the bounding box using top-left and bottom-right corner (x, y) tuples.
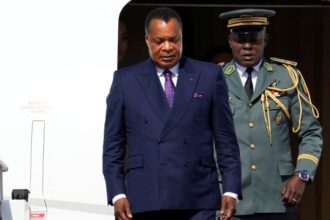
(219, 8), (276, 32)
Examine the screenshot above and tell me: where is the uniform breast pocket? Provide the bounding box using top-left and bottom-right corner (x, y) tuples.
(269, 97), (290, 126)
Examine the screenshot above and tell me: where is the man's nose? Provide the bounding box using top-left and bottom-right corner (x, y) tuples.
(242, 42), (253, 49)
(163, 41), (172, 51)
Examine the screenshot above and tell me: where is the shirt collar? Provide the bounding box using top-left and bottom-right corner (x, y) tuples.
(156, 63), (179, 77)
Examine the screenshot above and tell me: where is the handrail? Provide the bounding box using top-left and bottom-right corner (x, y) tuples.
(0, 160), (8, 172)
(1, 159), (8, 219)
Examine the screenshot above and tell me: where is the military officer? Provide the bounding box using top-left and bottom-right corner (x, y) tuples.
(219, 8), (323, 220)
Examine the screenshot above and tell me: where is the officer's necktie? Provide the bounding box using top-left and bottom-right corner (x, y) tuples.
(164, 69), (175, 108)
(244, 67), (254, 99)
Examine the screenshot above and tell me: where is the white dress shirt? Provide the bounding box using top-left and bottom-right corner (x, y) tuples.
(156, 64), (179, 88)
(235, 60), (263, 90)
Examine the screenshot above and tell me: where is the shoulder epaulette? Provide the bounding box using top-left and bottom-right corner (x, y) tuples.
(269, 57), (298, 67)
(224, 64), (235, 76)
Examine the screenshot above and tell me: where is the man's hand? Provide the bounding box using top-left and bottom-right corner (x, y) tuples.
(114, 198), (133, 220)
(282, 175), (306, 206)
(219, 196), (236, 220)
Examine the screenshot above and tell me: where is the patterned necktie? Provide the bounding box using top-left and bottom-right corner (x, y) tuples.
(244, 67), (254, 99)
(164, 69), (175, 108)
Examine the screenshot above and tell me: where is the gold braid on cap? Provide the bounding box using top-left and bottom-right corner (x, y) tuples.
(227, 16), (269, 28)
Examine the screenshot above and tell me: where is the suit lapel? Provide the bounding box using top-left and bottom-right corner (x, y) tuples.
(161, 57), (200, 137)
(224, 61), (250, 103)
(135, 59), (170, 124)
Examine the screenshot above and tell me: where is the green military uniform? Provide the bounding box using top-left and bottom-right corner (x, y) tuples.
(223, 58), (323, 215)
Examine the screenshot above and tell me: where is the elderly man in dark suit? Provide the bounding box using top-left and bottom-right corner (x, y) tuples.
(103, 7), (241, 220)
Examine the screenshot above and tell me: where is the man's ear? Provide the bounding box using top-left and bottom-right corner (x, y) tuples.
(145, 35), (149, 46)
(228, 35), (233, 48)
(265, 33), (269, 47)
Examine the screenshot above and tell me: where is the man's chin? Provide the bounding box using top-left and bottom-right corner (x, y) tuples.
(158, 60), (178, 69)
(240, 59), (258, 67)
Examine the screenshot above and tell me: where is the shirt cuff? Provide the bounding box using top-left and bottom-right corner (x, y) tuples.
(112, 194), (127, 205)
(223, 192), (239, 203)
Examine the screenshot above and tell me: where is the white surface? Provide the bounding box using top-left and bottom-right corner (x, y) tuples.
(1, 200), (30, 220)
(0, 0), (130, 219)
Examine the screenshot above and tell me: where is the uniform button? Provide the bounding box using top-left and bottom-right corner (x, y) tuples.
(249, 122), (255, 128)
(251, 165), (257, 171)
(157, 139), (163, 144)
(250, 144), (256, 150)
(144, 118), (149, 124)
(248, 103), (253, 108)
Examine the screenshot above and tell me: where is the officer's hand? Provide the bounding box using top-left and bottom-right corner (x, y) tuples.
(219, 196), (236, 220)
(281, 175), (306, 206)
(114, 198), (133, 220)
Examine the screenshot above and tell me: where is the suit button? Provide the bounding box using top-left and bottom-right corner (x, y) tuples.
(184, 162), (190, 167)
(250, 144), (256, 150)
(249, 122), (255, 128)
(183, 138), (188, 144)
(144, 118), (149, 124)
(251, 165), (257, 171)
(248, 103), (253, 108)
(158, 139), (163, 144)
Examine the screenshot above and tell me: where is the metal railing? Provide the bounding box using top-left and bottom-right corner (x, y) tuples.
(0, 160), (8, 220)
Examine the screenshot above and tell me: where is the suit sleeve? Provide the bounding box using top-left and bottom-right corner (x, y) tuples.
(212, 66), (242, 198)
(103, 71), (127, 205)
(291, 70), (323, 181)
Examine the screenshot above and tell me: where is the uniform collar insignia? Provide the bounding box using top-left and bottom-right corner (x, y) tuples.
(224, 64), (235, 76)
(263, 61), (273, 72)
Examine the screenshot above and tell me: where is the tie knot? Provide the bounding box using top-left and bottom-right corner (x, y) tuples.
(164, 69), (172, 78)
(246, 67), (254, 75)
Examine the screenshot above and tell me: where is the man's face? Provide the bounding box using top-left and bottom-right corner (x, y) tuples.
(228, 29), (268, 67)
(145, 18), (182, 69)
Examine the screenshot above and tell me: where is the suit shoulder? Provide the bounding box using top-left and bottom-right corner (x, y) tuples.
(116, 59), (151, 76)
(185, 57), (220, 71)
(185, 57), (216, 66)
